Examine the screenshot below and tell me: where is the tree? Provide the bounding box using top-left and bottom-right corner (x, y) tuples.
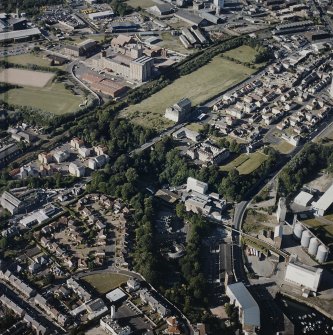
(125, 167), (138, 183)
(176, 203), (186, 219)
(224, 303), (233, 317)
(0, 237), (8, 250)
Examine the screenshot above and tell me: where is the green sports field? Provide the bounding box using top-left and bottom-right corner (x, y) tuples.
(0, 81), (84, 115)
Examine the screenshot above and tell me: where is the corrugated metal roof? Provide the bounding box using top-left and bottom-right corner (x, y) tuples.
(227, 282), (260, 327)
(0, 27), (41, 42)
(313, 183), (333, 211)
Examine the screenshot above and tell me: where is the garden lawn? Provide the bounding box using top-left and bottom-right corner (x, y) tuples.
(82, 273), (129, 294)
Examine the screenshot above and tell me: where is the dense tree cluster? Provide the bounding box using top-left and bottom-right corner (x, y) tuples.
(2, 0), (64, 16)
(106, 0), (131, 16)
(279, 142), (333, 196)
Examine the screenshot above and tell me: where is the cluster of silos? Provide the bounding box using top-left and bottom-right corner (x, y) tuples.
(293, 222), (329, 263)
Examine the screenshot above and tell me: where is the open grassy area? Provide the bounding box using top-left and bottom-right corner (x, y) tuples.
(223, 45), (257, 63)
(272, 140), (295, 154)
(0, 81), (84, 115)
(82, 273), (129, 294)
(126, 0), (155, 8)
(220, 154), (249, 172)
(237, 152), (268, 175)
(220, 152), (268, 174)
(1, 52), (65, 69)
(186, 123), (204, 132)
(121, 57), (255, 130)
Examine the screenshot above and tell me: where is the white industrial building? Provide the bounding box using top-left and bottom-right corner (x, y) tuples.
(276, 197), (287, 222)
(226, 282), (260, 334)
(186, 177), (208, 194)
(88, 10), (114, 21)
(274, 224), (283, 248)
(284, 258), (323, 292)
(312, 183), (333, 216)
(293, 191), (314, 207)
(105, 288), (127, 303)
(164, 98), (192, 123)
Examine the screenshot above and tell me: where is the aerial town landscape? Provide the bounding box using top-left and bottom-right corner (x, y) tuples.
(1, 0), (333, 334)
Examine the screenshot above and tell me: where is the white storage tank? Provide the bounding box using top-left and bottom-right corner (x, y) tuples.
(293, 222), (304, 239)
(316, 244), (329, 263)
(301, 230), (311, 248)
(308, 237), (319, 256)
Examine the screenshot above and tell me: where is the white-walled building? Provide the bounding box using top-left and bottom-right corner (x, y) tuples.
(88, 154), (109, 170)
(53, 150), (70, 163)
(69, 163), (85, 177)
(100, 315), (131, 335)
(186, 177), (208, 195)
(164, 98), (192, 123)
(294, 191), (314, 207)
(276, 197), (287, 223)
(312, 183), (333, 216)
(226, 282), (260, 334)
(88, 10), (114, 21)
(78, 147), (91, 158)
(284, 259), (323, 292)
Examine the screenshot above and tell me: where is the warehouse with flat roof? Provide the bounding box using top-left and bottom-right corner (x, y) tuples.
(284, 259), (323, 292)
(0, 27), (41, 43)
(226, 282), (260, 334)
(312, 183), (333, 216)
(293, 191), (313, 207)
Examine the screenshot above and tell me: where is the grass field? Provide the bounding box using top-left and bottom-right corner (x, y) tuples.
(82, 273), (129, 294)
(272, 140), (295, 154)
(121, 57), (255, 130)
(244, 210), (270, 233)
(238, 152), (268, 174)
(1, 53), (65, 69)
(126, 0), (155, 8)
(223, 45), (265, 69)
(220, 152), (268, 175)
(223, 45), (257, 63)
(186, 123), (204, 132)
(221, 154), (248, 172)
(0, 82), (83, 115)
(0, 68), (55, 87)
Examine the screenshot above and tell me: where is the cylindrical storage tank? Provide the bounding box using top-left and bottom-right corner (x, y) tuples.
(293, 223), (304, 239)
(301, 230), (311, 248)
(316, 245), (329, 263)
(308, 237), (320, 256)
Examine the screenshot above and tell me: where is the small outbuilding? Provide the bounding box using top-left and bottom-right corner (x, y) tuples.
(293, 191), (314, 207)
